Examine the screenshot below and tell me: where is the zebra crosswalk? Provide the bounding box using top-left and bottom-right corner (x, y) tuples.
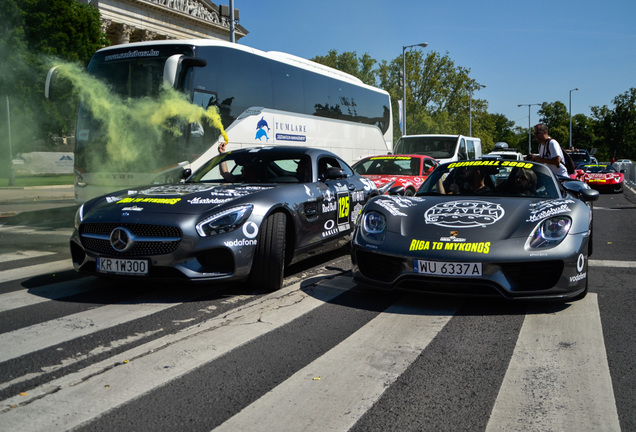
(0, 250), (623, 432)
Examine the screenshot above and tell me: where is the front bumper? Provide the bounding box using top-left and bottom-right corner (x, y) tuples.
(351, 234), (590, 301)
(70, 217), (257, 283)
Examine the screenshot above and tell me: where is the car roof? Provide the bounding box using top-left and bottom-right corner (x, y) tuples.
(357, 154), (435, 160)
(227, 146), (334, 158)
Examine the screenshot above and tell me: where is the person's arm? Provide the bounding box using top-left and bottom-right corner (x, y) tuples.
(218, 142), (234, 182)
(529, 142), (561, 167)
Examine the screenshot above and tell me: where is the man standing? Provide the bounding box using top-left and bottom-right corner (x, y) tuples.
(528, 123), (569, 177)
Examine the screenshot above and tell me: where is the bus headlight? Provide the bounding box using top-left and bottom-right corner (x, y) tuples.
(196, 205), (253, 237)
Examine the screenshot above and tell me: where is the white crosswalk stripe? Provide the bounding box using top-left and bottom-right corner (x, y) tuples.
(0, 259), (73, 284)
(0, 275), (99, 313)
(0, 250), (56, 263)
(215, 295), (458, 432)
(0, 291), (194, 364)
(0, 277), (349, 431)
(486, 294), (620, 432)
(0, 224), (73, 236)
(0, 253), (623, 432)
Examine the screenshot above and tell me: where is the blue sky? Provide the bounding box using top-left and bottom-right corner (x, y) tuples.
(238, 0), (635, 129)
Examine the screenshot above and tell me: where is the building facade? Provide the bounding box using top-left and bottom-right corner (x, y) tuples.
(84, 0), (247, 45)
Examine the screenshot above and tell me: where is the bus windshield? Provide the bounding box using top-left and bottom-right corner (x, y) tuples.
(75, 44), (200, 175)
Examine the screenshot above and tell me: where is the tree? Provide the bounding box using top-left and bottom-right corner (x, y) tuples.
(590, 88), (636, 161)
(0, 0), (107, 158)
(311, 50), (377, 86)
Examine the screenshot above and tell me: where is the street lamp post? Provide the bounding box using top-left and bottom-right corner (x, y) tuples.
(518, 103), (540, 154)
(469, 84), (486, 136)
(402, 42), (428, 136)
(569, 88), (579, 149)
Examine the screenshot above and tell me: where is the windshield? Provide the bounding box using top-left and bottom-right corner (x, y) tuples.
(416, 161), (560, 199)
(583, 164), (617, 173)
(353, 156), (421, 176)
(568, 151), (591, 163)
(395, 136), (457, 158)
(75, 45), (199, 172)
(190, 151), (312, 184)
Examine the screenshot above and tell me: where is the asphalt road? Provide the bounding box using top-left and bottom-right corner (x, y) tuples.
(0, 188), (635, 431)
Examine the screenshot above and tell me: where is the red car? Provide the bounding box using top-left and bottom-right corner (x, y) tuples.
(352, 154), (438, 196)
(571, 164), (624, 193)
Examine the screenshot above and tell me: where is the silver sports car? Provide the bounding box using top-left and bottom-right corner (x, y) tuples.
(71, 146), (377, 291)
(351, 159), (599, 301)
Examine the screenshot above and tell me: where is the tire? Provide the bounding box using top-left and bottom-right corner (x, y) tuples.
(249, 212), (286, 292)
(404, 188), (415, 196)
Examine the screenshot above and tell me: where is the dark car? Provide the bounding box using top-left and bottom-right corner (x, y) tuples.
(352, 154), (438, 196)
(351, 159), (599, 301)
(566, 148), (592, 165)
(70, 146), (377, 291)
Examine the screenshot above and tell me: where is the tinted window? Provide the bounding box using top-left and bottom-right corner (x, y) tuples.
(271, 62), (304, 113)
(190, 46), (389, 133)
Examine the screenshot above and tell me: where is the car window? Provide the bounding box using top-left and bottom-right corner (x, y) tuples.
(192, 152), (312, 184)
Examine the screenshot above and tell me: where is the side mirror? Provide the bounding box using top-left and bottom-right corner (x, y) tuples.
(388, 185), (405, 195)
(562, 180), (599, 202)
(324, 166), (347, 180)
(44, 66), (72, 101)
(181, 168), (192, 180)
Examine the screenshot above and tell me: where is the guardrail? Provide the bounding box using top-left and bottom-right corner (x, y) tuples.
(615, 162), (635, 184)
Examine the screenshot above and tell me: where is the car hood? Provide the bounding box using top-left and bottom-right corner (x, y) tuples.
(86, 183), (277, 216)
(366, 195), (582, 242)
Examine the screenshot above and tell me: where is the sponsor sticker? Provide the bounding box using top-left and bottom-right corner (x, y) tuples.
(424, 201), (504, 228)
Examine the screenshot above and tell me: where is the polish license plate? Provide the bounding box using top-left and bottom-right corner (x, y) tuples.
(414, 260), (482, 277)
(97, 257), (148, 275)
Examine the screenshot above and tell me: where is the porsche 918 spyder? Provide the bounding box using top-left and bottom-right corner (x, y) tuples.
(352, 154), (438, 196)
(71, 146), (377, 291)
(351, 159), (599, 301)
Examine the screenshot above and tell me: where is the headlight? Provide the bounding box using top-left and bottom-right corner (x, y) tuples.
(526, 216), (572, 249)
(360, 210), (386, 242)
(74, 204), (85, 229)
(196, 205), (253, 237)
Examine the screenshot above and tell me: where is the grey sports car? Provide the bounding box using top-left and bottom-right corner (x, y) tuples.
(351, 159), (599, 301)
(70, 146), (377, 291)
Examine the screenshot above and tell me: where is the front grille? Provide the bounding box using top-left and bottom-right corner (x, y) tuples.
(356, 250), (403, 282)
(396, 276), (500, 296)
(500, 260), (563, 291)
(79, 223), (183, 256)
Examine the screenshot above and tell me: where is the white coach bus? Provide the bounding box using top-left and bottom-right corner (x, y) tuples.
(46, 40), (392, 202)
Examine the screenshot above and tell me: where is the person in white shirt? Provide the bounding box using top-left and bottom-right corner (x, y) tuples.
(528, 123), (569, 177)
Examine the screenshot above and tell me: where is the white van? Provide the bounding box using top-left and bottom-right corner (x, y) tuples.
(393, 134), (482, 164)
(487, 142), (524, 161)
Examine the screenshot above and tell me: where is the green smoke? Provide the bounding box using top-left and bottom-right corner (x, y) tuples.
(52, 61), (228, 171)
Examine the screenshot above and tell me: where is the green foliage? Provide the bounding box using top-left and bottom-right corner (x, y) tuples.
(590, 88), (636, 161)
(314, 47), (635, 161)
(311, 50), (377, 86)
(0, 0), (107, 159)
